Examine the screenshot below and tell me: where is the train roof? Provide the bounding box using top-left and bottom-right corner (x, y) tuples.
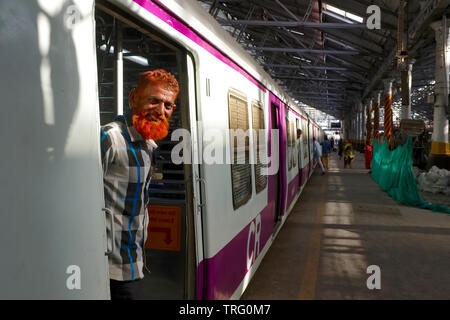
(158, 0), (315, 124)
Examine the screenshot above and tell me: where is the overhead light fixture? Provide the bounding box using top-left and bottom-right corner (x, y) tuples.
(293, 56), (312, 63)
(288, 29), (304, 36)
(99, 44), (149, 67)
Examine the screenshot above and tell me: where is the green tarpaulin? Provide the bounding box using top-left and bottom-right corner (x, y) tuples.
(371, 137), (450, 214)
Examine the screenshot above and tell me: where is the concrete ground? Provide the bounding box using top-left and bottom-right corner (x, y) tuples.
(241, 150), (450, 300)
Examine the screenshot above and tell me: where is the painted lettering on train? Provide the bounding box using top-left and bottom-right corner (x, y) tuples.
(246, 213), (262, 271)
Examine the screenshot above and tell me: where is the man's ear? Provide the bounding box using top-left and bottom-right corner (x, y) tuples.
(129, 88), (136, 109)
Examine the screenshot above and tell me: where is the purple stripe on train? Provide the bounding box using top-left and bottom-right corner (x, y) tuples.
(200, 202), (275, 299)
(196, 161), (312, 300)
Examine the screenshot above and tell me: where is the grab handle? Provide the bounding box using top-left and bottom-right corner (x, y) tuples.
(195, 174), (206, 212)
(102, 208), (115, 256)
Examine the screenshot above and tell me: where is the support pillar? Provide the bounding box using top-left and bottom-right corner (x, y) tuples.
(366, 98), (373, 145)
(354, 113), (357, 142)
(356, 103), (361, 149)
(429, 19), (450, 169)
(344, 115), (349, 141)
(400, 59), (415, 120)
(373, 91), (382, 141)
(115, 21), (123, 116)
(358, 102), (363, 149)
(360, 101), (365, 151)
(383, 79), (394, 146)
(351, 107), (356, 142)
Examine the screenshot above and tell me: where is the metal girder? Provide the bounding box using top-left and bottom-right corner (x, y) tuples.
(409, 0), (450, 42)
(250, 0), (319, 19)
(274, 0), (298, 21)
(252, 47), (360, 55)
(296, 97), (347, 102)
(294, 86), (354, 92)
(217, 19), (367, 29)
(299, 100), (344, 107)
(263, 63), (352, 71)
(363, 0), (450, 99)
(274, 75), (354, 82)
(326, 54), (372, 71)
(261, 3), (321, 78)
(198, 0), (421, 117)
(293, 88), (353, 95)
(323, 29), (385, 55)
(296, 92), (347, 97)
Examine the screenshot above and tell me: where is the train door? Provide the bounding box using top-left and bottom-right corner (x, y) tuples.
(94, 4), (199, 299)
(296, 118), (302, 186)
(307, 119), (312, 175)
(271, 103), (282, 228)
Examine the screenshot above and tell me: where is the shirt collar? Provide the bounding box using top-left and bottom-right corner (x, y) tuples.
(117, 113), (159, 150)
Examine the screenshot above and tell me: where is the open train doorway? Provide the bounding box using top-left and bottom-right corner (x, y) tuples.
(270, 103), (283, 230)
(94, 3), (198, 299)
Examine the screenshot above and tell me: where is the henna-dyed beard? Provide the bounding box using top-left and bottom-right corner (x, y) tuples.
(132, 112), (169, 141)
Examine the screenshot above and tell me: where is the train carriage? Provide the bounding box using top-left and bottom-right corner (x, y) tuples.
(0, 0), (324, 299)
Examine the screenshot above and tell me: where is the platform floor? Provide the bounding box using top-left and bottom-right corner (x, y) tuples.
(241, 150), (450, 300)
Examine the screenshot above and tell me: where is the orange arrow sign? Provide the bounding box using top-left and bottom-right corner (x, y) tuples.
(149, 227), (172, 245)
(145, 205), (181, 251)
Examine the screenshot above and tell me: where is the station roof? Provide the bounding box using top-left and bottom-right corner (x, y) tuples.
(197, 0), (450, 121)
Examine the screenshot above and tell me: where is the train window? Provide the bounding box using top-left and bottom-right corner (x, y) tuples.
(291, 119), (296, 169)
(302, 119), (308, 160)
(286, 116), (295, 171)
(252, 101), (267, 194)
(286, 116), (292, 171)
(303, 120), (308, 146)
(228, 89), (252, 210)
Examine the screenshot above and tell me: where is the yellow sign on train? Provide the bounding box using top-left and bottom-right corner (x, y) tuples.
(145, 205), (181, 251)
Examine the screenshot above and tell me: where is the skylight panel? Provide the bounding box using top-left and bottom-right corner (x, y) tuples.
(326, 4), (345, 17)
(324, 3), (363, 23)
(346, 12), (364, 23)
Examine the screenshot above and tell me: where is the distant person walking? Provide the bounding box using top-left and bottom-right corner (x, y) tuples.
(320, 136), (332, 170)
(364, 142), (373, 170)
(344, 139), (355, 169)
(338, 138), (344, 160)
(313, 137), (326, 175)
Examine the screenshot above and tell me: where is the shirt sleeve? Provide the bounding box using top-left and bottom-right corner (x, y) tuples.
(100, 127), (115, 176)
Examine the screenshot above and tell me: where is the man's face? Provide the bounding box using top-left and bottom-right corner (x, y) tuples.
(129, 82), (178, 141)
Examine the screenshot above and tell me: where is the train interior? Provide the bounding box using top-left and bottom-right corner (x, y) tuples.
(94, 4), (197, 299)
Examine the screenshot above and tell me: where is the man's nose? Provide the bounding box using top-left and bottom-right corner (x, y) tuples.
(154, 101), (164, 115)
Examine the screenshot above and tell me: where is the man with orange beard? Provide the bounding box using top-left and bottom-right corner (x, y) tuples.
(100, 69), (179, 300)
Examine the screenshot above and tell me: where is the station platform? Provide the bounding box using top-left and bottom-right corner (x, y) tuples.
(242, 150), (450, 300)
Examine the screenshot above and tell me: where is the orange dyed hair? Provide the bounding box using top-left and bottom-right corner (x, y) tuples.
(136, 69), (179, 96)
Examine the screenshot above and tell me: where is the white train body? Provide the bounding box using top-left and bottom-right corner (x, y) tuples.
(0, 0), (324, 299)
